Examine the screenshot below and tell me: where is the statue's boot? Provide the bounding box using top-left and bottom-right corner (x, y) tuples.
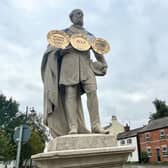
(68, 127), (78, 134)
(87, 91), (109, 134)
(65, 86), (78, 134)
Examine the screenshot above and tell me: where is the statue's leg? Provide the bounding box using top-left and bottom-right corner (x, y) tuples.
(87, 91), (109, 134)
(65, 85), (78, 134)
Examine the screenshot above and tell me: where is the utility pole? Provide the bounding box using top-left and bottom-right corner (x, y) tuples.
(15, 125), (23, 168)
(15, 106), (30, 168)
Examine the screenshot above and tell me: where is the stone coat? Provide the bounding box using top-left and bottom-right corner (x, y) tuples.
(60, 25), (107, 87)
(41, 45), (89, 137)
(59, 50), (96, 86)
(41, 25), (108, 137)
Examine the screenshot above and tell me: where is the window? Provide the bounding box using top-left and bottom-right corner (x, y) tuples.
(127, 138), (132, 144)
(162, 146), (168, 156)
(145, 132), (150, 141)
(160, 129), (166, 139)
(129, 152), (133, 157)
(120, 140), (125, 145)
(147, 147), (152, 157)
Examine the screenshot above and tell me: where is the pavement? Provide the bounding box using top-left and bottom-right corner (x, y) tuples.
(123, 165), (168, 168)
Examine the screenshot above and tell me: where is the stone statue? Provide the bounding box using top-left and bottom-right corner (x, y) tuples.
(41, 9), (109, 137)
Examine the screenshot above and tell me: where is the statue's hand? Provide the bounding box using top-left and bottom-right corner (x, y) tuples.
(59, 46), (72, 56)
(59, 48), (71, 56)
(102, 67), (107, 75)
(47, 44), (58, 51)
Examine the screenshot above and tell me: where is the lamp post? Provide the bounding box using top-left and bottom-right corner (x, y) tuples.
(15, 124), (23, 168)
(29, 106), (36, 168)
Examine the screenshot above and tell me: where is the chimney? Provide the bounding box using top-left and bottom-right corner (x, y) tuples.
(124, 123), (130, 132)
(112, 115), (117, 121)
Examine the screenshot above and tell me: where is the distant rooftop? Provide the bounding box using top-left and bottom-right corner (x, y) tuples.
(139, 116), (168, 133)
(104, 115), (120, 129)
(117, 117), (168, 139)
(117, 127), (144, 140)
(104, 122), (112, 130)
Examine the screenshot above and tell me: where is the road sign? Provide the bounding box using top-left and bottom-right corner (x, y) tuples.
(13, 124), (31, 144)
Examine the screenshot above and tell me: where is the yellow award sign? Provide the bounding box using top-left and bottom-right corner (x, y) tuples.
(47, 30), (70, 49)
(70, 34), (91, 51)
(91, 38), (110, 55)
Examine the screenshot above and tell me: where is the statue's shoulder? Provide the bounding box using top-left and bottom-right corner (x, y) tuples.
(62, 27), (95, 39)
(62, 28), (69, 33)
(87, 31), (94, 37)
(85, 30), (95, 40)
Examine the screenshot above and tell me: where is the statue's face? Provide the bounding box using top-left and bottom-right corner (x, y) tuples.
(71, 10), (84, 26)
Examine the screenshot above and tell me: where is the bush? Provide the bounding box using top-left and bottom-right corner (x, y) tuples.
(141, 151), (149, 163)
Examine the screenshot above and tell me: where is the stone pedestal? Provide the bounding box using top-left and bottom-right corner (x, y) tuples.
(32, 134), (134, 168)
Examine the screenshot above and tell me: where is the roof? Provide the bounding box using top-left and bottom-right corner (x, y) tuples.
(104, 123), (112, 129)
(117, 127), (144, 140)
(139, 117), (168, 133)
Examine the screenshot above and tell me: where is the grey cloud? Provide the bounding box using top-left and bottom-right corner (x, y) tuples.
(24, 83), (42, 93)
(1, 0), (168, 129)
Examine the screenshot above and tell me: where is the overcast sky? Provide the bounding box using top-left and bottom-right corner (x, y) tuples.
(0, 0), (168, 129)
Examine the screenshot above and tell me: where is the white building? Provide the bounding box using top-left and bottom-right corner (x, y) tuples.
(0, 161), (15, 168)
(117, 125), (143, 162)
(104, 116), (124, 138)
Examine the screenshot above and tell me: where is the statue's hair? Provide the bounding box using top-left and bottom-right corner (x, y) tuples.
(69, 9), (83, 21)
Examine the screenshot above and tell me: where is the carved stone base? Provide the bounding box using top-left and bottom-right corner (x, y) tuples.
(32, 134), (134, 168)
(47, 134), (117, 151)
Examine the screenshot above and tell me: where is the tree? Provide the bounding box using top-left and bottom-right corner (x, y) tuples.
(150, 99), (168, 120)
(140, 151), (149, 163)
(0, 94), (25, 134)
(0, 93), (47, 166)
(29, 129), (45, 155)
(27, 112), (51, 142)
(20, 113), (47, 161)
(0, 94), (21, 162)
(0, 129), (15, 161)
(19, 129), (45, 167)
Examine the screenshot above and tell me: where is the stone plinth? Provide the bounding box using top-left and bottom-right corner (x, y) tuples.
(32, 134), (134, 168)
(47, 134), (117, 151)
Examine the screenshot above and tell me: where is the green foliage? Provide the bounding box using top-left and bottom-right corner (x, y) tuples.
(20, 129), (45, 161)
(0, 94), (25, 136)
(150, 99), (168, 120)
(0, 94), (20, 161)
(0, 129), (15, 161)
(0, 94), (20, 129)
(27, 113), (50, 142)
(140, 151), (149, 163)
(0, 93), (46, 165)
(29, 129), (45, 154)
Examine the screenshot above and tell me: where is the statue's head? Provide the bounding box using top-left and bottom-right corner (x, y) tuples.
(69, 9), (84, 26)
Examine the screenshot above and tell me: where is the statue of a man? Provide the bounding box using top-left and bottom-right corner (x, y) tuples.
(41, 9), (109, 137)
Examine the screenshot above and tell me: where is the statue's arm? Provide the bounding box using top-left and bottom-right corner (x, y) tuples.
(46, 44), (59, 53)
(88, 31), (108, 67)
(93, 50), (107, 67)
(46, 43), (71, 58)
(92, 50), (108, 75)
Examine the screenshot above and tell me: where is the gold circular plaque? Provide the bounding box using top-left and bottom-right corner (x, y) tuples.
(47, 30), (70, 49)
(70, 34), (91, 51)
(91, 38), (110, 55)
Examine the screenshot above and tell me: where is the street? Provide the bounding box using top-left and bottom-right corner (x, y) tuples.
(123, 165), (168, 168)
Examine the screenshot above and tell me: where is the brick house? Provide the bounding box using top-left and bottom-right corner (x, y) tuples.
(138, 117), (168, 162)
